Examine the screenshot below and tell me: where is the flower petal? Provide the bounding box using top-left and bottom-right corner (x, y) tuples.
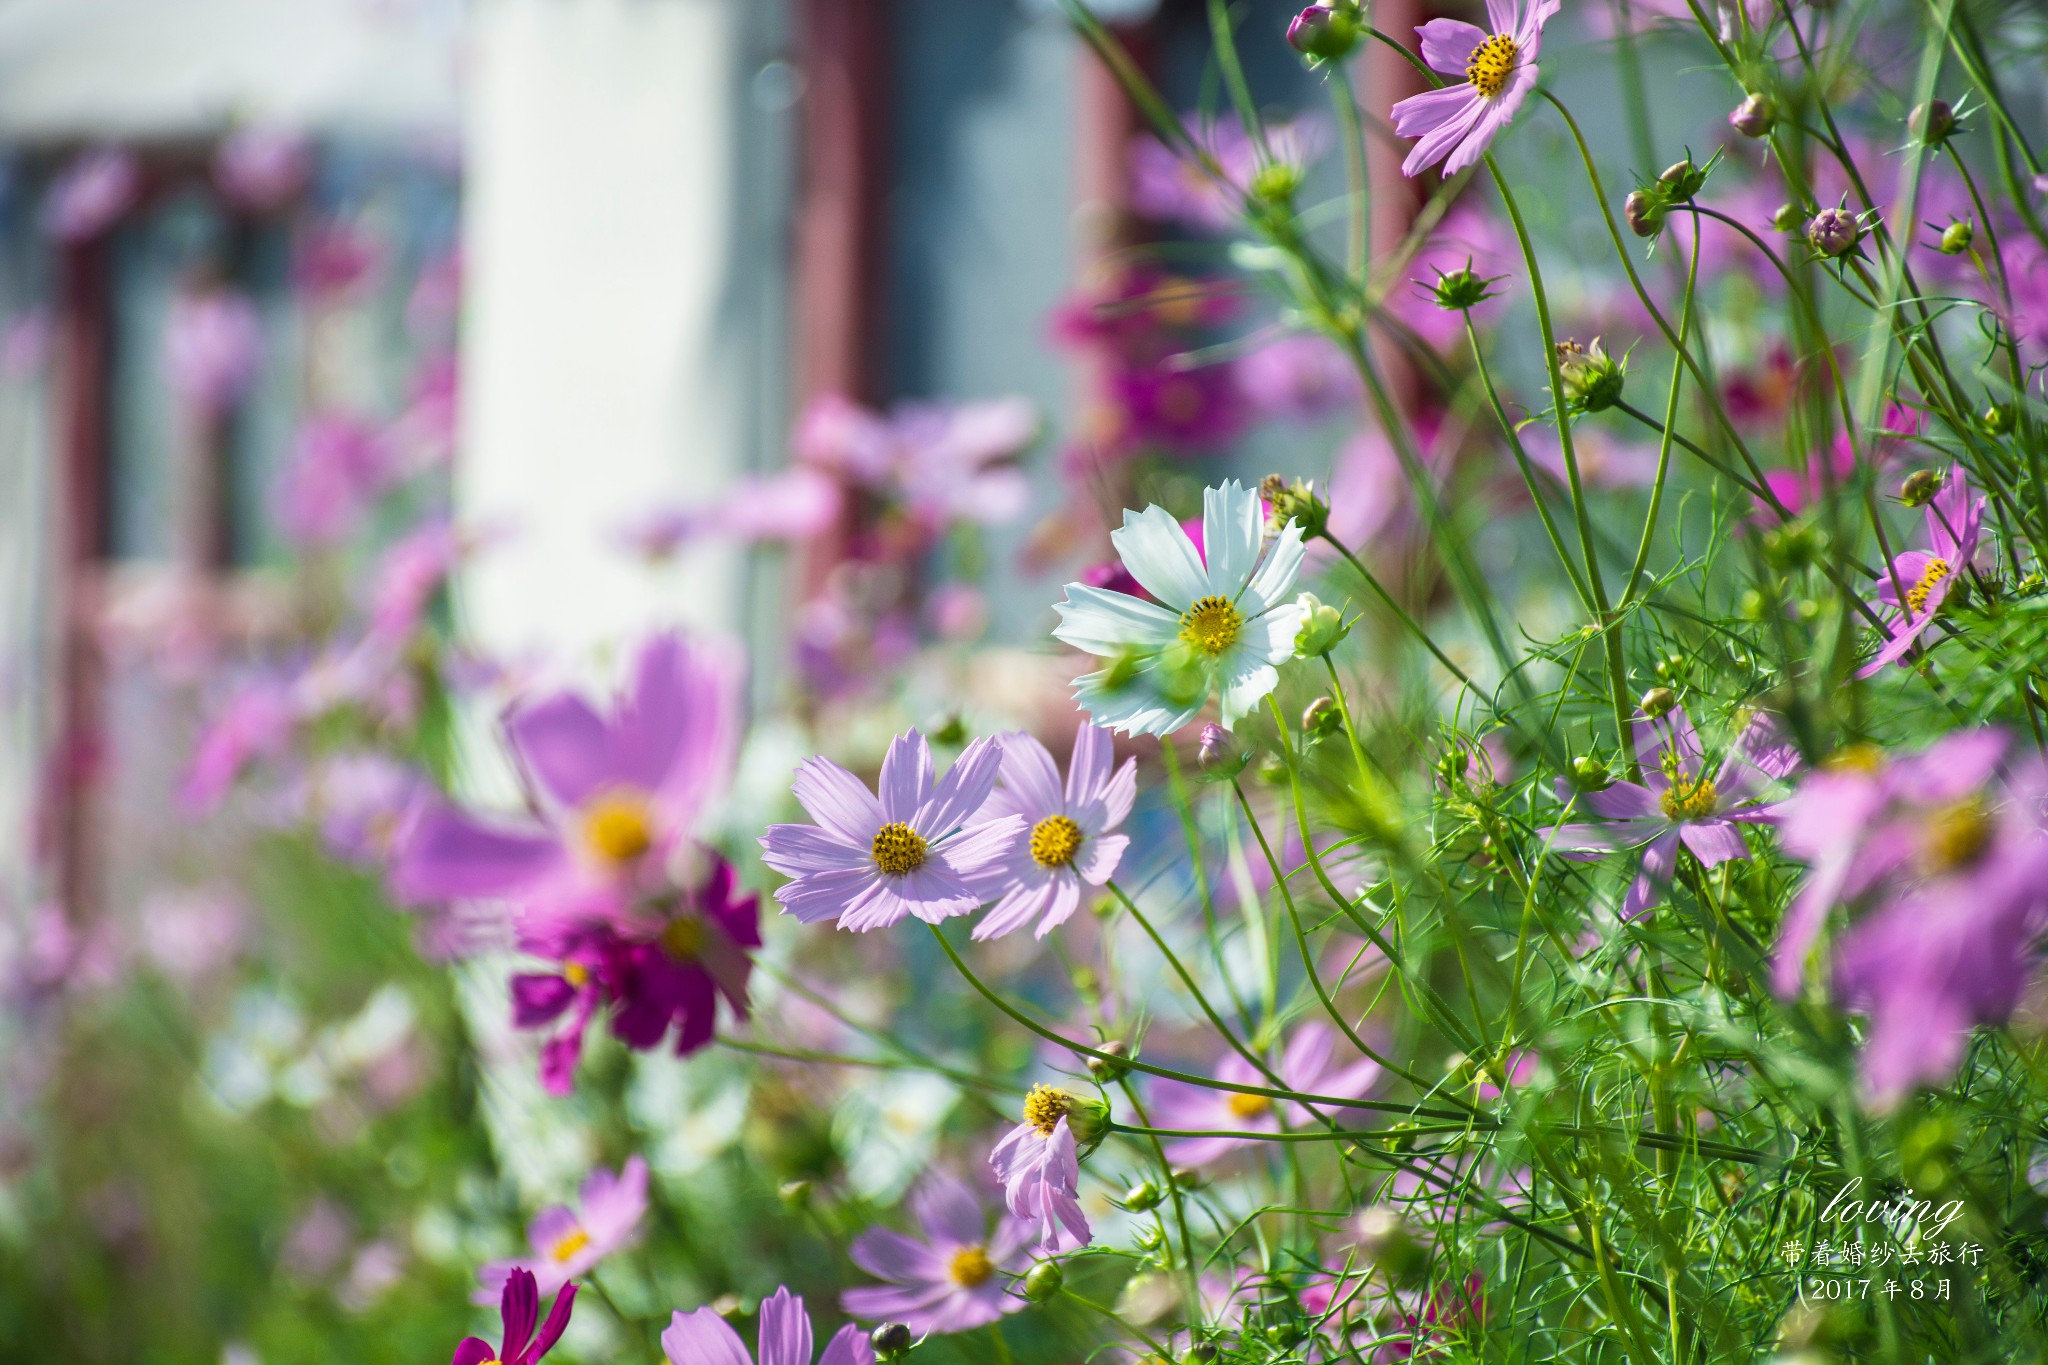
(1417, 17), (1488, 73)
(1110, 503), (1209, 608)
(1051, 584), (1181, 656)
(790, 756), (885, 845)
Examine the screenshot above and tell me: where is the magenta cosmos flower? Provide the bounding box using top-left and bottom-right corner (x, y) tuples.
(989, 1085), (1092, 1252)
(842, 1175), (1032, 1335)
(663, 1285), (873, 1365)
(966, 723), (1135, 940)
(1147, 1023), (1380, 1165)
(478, 1157), (649, 1303)
(1391, 0), (1560, 178)
(759, 730), (1023, 931)
(1857, 465), (1983, 677)
(510, 856), (760, 1094)
(393, 632), (742, 928)
(452, 1267), (576, 1365)
(1544, 706), (1799, 917)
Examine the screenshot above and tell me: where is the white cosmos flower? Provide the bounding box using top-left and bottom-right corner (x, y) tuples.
(1052, 480), (1307, 735)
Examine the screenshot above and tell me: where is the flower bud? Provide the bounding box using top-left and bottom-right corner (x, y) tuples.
(1087, 1039), (1132, 1083)
(1556, 337), (1626, 413)
(1728, 93), (1775, 138)
(1899, 469), (1942, 507)
(1251, 162), (1304, 206)
(1062, 1091), (1113, 1147)
(1439, 747), (1471, 783)
(1293, 591), (1349, 656)
(1624, 189), (1665, 238)
(1935, 219), (1974, 255)
(1640, 685), (1678, 719)
(1771, 202), (1803, 233)
(1429, 262), (1499, 311)
(1570, 754), (1613, 791)
(1183, 1347), (1219, 1365)
(871, 1323), (914, 1360)
(1123, 1179), (1164, 1212)
(1909, 98), (1956, 145)
(1301, 695), (1342, 739)
(1022, 1260), (1065, 1301)
(1806, 206), (1860, 257)
(1261, 474), (1329, 538)
(1169, 1166), (1207, 1189)
(1264, 1322), (1302, 1348)
(1658, 159), (1708, 201)
(1984, 403), (2014, 435)
(1195, 722), (1244, 779)
(778, 1179), (813, 1209)
(1354, 1203), (1427, 1277)
(1286, 3), (1363, 62)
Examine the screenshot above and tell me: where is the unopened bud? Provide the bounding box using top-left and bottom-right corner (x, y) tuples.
(1354, 1203), (1426, 1277)
(1570, 755), (1613, 791)
(1251, 162), (1304, 205)
(1087, 1039), (1132, 1083)
(1123, 1179), (1164, 1212)
(1658, 159), (1708, 201)
(1301, 695), (1342, 739)
(1261, 474), (1329, 537)
(1909, 99), (1956, 145)
(1728, 93), (1776, 138)
(1430, 263), (1498, 311)
(1556, 337), (1626, 412)
(1640, 686), (1678, 719)
(1624, 189), (1665, 238)
(1022, 1260), (1065, 1301)
(1984, 403), (2014, 435)
(1286, 3), (1363, 62)
(871, 1323), (914, 1360)
(1195, 722), (1242, 778)
(1771, 202), (1803, 233)
(1806, 206), (1860, 257)
(1938, 220), (1974, 255)
(1294, 591), (1349, 656)
(778, 1180), (813, 1210)
(1899, 469), (1942, 506)
(1169, 1166), (1207, 1189)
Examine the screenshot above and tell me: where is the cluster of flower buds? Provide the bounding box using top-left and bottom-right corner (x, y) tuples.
(1556, 337), (1627, 413)
(1623, 158), (1711, 238)
(1286, 1), (1366, 62)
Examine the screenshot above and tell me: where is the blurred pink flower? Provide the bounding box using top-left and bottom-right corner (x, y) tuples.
(1129, 116), (1325, 231)
(273, 414), (397, 549)
(181, 681), (298, 814)
(1147, 1023), (1380, 1165)
(137, 888), (247, 982)
(2, 311), (51, 379)
(42, 147), (139, 241)
(618, 466), (844, 561)
(477, 1157), (649, 1303)
(163, 286), (264, 415)
(795, 394), (1034, 531)
(293, 221), (381, 302)
(367, 519), (466, 646)
(1235, 332), (1360, 424)
(213, 127), (313, 210)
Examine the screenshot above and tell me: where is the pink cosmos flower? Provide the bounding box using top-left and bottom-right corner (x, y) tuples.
(213, 127), (313, 210)
(273, 414), (397, 549)
(663, 1285), (873, 1365)
(181, 681), (298, 814)
(393, 632), (743, 928)
(300, 752), (429, 866)
(42, 148), (140, 241)
(965, 723), (1134, 940)
(1146, 1024), (1381, 1165)
(617, 467), (844, 561)
(759, 730), (1023, 932)
(1856, 465), (1983, 677)
(989, 1086), (1091, 1252)
(1129, 116), (1326, 231)
(795, 393), (1034, 532)
(293, 221), (381, 302)
(842, 1174), (1033, 1335)
(1543, 706), (1799, 917)
(452, 1267), (576, 1365)
(163, 286), (264, 415)
(477, 1157), (649, 1303)
(1391, 0), (1561, 178)
(1236, 333), (1361, 424)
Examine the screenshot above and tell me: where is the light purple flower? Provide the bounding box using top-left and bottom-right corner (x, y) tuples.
(477, 1157), (649, 1303)
(989, 1086), (1092, 1252)
(1856, 465), (1983, 677)
(794, 393), (1034, 532)
(273, 414), (397, 550)
(1544, 707), (1799, 917)
(1391, 0), (1560, 178)
(1128, 117), (1326, 231)
(1146, 1023), (1380, 1165)
(618, 467), (844, 561)
(42, 147), (140, 241)
(180, 681), (298, 814)
(163, 286), (264, 415)
(662, 1285), (873, 1365)
(759, 730), (1023, 932)
(213, 127), (313, 210)
(452, 1267), (576, 1365)
(302, 752), (430, 866)
(966, 723), (1134, 940)
(393, 632), (743, 929)
(1235, 333), (1360, 424)
(842, 1175), (1032, 1335)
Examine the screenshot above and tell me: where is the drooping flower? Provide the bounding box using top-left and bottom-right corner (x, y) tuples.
(1390, 0), (1561, 178)
(662, 1285), (874, 1365)
(1856, 465), (1983, 676)
(989, 1085), (1093, 1252)
(1543, 706), (1799, 917)
(1052, 480), (1308, 736)
(451, 1266), (576, 1365)
(759, 730), (1022, 932)
(477, 1157), (649, 1303)
(393, 631), (743, 927)
(1146, 1024), (1380, 1165)
(842, 1175), (1033, 1335)
(966, 724), (1135, 940)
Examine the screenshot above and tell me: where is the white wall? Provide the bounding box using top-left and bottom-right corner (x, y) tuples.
(458, 0), (752, 663)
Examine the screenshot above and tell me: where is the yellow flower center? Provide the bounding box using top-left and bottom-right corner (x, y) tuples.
(1659, 775), (1719, 821)
(1924, 796), (1994, 871)
(1825, 743), (1884, 774)
(661, 914), (704, 961)
(563, 961), (590, 989)
(583, 790), (654, 865)
(1466, 33), (1519, 99)
(1226, 1091), (1273, 1120)
(1030, 814), (1084, 869)
(1179, 595), (1242, 656)
(1905, 556), (1951, 616)
(549, 1227), (591, 1263)
(1023, 1083), (1069, 1136)
(871, 821), (929, 875)
(948, 1244), (995, 1287)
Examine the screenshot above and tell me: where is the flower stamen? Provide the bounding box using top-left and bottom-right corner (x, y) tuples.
(1905, 556), (1951, 616)
(1179, 595), (1242, 656)
(1466, 33), (1519, 99)
(549, 1228), (591, 1263)
(1023, 1083), (1070, 1136)
(1226, 1091), (1273, 1120)
(583, 791), (654, 865)
(1659, 776), (1719, 821)
(871, 821), (929, 876)
(661, 914), (704, 961)
(948, 1244), (995, 1287)
(1030, 814), (1084, 869)
(1924, 796), (1993, 871)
